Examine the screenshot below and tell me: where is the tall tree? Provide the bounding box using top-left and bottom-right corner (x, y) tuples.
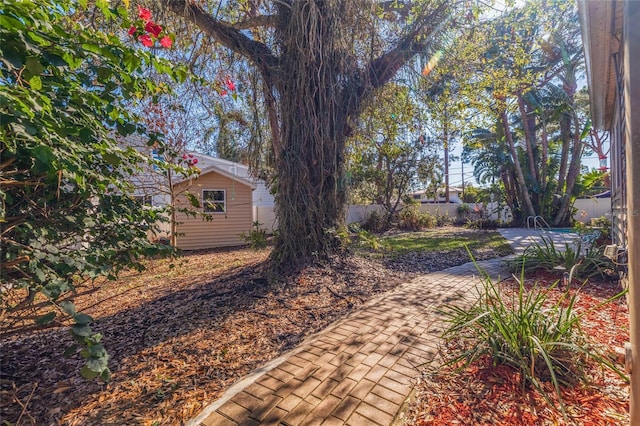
(157, 0), (465, 269)
(454, 1), (586, 225)
(347, 84), (432, 220)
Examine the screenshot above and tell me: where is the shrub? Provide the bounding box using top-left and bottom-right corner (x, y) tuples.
(361, 209), (387, 232)
(440, 265), (627, 417)
(572, 221), (588, 235)
(590, 215), (612, 244)
(457, 203), (471, 216)
(506, 236), (615, 280)
(432, 209), (452, 227)
(397, 206), (436, 230)
(354, 228), (386, 251)
(240, 221), (268, 249)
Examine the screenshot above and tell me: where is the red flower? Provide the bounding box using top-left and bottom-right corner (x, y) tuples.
(139, 34), (153, 47)
(192, 158), (198, 165)
(160, 36), (173, 48)
(182, 154), (187, 159)
(225, 78), (235, 91)
(145, 21), (163, 38)
(128, 26), (137, 36)
(137, 5), (152, 22)
(220, 90), (228, 96)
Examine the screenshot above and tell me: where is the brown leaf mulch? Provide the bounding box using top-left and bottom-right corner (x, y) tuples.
(1, 227), (507, 426)
(404, 272), (630, 425)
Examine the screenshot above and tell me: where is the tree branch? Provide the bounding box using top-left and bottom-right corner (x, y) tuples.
(367, 2), (450, 88)
(162, 0), (279, 74)
(231, 14), (277, 30)
(344, 1), (451, 119)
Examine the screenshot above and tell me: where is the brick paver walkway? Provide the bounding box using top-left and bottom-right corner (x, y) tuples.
(187, 258), (508, 426)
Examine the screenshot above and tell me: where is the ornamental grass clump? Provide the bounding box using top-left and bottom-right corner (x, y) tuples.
(507, 236), (615, 280)
(440, 262), (627, 418)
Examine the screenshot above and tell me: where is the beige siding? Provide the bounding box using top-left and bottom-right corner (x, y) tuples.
(174, 172), (253, 250)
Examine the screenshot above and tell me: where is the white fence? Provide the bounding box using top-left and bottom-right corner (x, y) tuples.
(253, 198), (612, 232)
(573, 197), (612, 223)
(254, 205), (278, 233)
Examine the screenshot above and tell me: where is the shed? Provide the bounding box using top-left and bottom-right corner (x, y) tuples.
(173, 160), (257, 250)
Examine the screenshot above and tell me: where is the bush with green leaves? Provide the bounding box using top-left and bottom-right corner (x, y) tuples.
(397, 205), (436, 230)
(240, 221), (268, 249)
(506, 236), (615, 280)
(351, 225), (386, 251)
(1, 0), (185, 380)
(440, 265), (627, 417)
(456, 203), (471, 216)
(431, 209), (452, 227)
(361, 209), (387, 232)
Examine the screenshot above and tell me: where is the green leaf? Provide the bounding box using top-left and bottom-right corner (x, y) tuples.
(59, 300), (76, 316)
(185, 192), (201, 208)
(71, 323), (92, 337)
(0, 15), (26, 31)
(100, 369), (112, 382)
(29, 75), (42, 90)
(103, 152), (122, 167)
(86, 356), (109, 373)
(73, 312), (93, 325)
(63, 344), (79, 357)
(35, 311), (56, 325)
(26, 56), (44, 75)
(80, 365), (100, 380)
(31, 145), (56, 168)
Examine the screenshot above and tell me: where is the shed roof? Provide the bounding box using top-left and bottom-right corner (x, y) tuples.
(178, 152), (257, 190)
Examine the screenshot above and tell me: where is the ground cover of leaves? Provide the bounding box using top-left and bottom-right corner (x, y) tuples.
(1, 227), (506, 425)
(404, 271), (630, 425)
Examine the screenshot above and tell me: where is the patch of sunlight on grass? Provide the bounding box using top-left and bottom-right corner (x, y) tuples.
(383, 230), (512, 255)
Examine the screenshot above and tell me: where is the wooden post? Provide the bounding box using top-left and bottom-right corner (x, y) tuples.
(624, 2), (640, 424)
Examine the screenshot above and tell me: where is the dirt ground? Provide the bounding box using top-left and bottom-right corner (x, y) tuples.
(1, 227), (507, 425)
(1, 227), (627, 425)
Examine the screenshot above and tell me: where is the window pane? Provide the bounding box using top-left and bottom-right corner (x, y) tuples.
(203, 190), (225, 213)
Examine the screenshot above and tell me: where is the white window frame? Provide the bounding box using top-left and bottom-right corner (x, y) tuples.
(202, 189), (226, 213)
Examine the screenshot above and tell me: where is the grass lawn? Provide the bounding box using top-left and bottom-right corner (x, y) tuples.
(381, 228), (513, 255)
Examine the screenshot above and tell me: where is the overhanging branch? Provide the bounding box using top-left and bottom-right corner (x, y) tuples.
(366, 2), (451, 88)
(231, 14), (277, 30)
(344, 1), (451, 118)
(162, 0), (279, 74)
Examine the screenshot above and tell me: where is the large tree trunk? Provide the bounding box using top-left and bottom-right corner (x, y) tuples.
(500, 110), (536, 219)
(552, 111), (583, 226)
(163, 0), (450, 270)
(269, 2), (349, 267)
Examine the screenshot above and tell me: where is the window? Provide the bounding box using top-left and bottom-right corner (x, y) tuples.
(203, 190), (225, 213)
